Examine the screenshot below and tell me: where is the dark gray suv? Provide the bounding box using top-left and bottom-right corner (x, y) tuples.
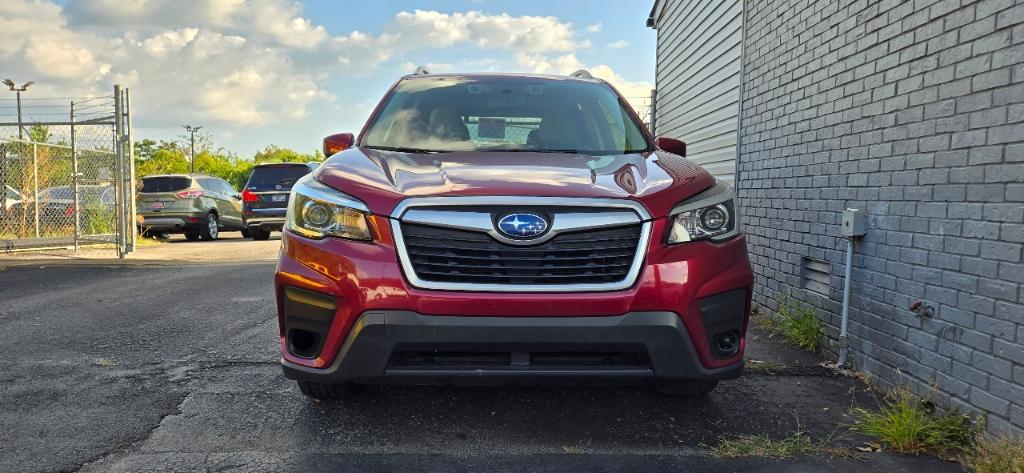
(240, 162), (319, 240)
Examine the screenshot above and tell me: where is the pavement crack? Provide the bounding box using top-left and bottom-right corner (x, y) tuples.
(70, 390), (192, 473)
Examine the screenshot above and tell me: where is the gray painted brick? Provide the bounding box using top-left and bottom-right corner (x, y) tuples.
(994, 338), (1024, 364)
(981, 241), (1023, 261)
(735, 0), (1024, 436)
(970, 388), (1011, 416)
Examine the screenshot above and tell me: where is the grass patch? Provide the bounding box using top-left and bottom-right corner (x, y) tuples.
(963, 435), (1024, 473)
(136, 234), (166, 246)
(849, 389), (978, 459)
(760, 295), (824, 352)
(93, 357), (117, 368)
(712, 432), (846, 459)
(745, 359), (786, 373)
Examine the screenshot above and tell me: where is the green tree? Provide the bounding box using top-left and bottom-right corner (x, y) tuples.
(253, 145), (323, 164)
(136, 148), (190, 177)
(133, 139), (158, 161)
(28, 124), (51, 143)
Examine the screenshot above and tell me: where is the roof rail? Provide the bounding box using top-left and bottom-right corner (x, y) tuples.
(569, 69), (594, 79)
(412, 66), (431, 75)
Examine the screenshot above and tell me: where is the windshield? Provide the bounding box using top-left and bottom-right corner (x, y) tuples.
(39, 187), (73, 200)
(246, 165), (312, 191)
(361, 76), (651, 154)
(141, 177), (192, 193)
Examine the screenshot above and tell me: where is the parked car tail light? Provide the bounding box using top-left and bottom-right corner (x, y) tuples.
(241, 189), (260, 203)
(175, 189), (204, 199)
(64, 205), (74, 217)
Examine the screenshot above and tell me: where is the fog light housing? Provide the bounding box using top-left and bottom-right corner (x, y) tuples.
(715, 331), (740, 355)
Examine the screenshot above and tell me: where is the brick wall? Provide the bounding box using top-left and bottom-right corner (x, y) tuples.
(737, 0), (1024, 434)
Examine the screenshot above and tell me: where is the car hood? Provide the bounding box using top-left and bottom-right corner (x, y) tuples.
(315, 147), (716, 218)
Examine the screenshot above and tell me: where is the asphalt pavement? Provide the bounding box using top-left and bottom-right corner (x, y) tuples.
(0, 239), (965, 472)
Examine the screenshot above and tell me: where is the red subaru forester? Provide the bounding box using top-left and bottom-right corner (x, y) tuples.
(275, 70), (753, 399)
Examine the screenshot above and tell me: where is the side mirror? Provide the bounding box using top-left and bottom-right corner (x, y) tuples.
(323, 132), (355, 157)
(655, 136), (686, 157)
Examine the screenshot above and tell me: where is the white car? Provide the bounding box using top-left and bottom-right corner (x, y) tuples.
(2, 185), (23, 217)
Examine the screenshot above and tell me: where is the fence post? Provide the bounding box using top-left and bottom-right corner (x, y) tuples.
(113, 85), (125, 258)
(71, 100), (79, 252)
(649, 88), (657, 135)
(32, 142), (39, 239)
(124, 88), (136, 254)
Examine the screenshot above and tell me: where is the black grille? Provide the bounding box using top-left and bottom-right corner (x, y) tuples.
(400, 222), (642, 285)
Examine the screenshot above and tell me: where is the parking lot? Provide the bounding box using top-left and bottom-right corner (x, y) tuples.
(1, 238), (961, 473)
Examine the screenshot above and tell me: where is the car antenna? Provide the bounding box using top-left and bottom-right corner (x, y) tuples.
(569, 69), (593, 79)
(413, 66), (431, 75)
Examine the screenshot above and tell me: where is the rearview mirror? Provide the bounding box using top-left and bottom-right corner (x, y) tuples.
(655, 136), (686, 157)
(323, 133), (355, 157)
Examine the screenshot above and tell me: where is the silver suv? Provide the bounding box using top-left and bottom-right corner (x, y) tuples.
(137, 174), (245, 241)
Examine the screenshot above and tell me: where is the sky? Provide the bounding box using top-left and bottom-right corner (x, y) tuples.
(0, 0), (656, 157)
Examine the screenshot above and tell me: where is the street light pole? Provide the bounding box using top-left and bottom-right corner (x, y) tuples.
(3, 79), (34, 140)
(183, 124), (202, 173)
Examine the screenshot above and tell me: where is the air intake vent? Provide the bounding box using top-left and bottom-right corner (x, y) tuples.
(801, 257), (831, 296)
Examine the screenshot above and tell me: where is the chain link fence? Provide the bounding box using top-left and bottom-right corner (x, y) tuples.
(625, 92), (655, 133)
(0, 86), (135, 256)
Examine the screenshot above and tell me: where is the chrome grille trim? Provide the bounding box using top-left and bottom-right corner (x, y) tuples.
(390, 196), (652, 292)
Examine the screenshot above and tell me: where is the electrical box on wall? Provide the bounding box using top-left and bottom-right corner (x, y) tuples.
(842, 208), (866, 237)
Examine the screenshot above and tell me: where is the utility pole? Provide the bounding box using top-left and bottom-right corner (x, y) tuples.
(3, 79), (34, 140)
(183, 124), (202, 173)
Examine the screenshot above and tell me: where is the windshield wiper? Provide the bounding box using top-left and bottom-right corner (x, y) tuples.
(364, 145), (451, 154)
(483, 148), (584, 154)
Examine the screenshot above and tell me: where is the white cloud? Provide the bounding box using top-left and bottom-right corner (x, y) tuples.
(0, 1), (650, 136)
(142, 28), (199, 58)
(0, 0), (111, 84)
(64, 0), (326, 49)
(326, 10), (582, 72)
(515, 53), (654, 107)
(241, 0), (327, 49)
(0, 0), (328, 127)
(389, 10), (581, 53)
(607, 40), (628, 49)
(585, 22), (602, 33)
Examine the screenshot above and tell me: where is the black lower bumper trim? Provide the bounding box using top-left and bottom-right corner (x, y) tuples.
(246, 220), (284, 231)
(281, 311), (742, 384)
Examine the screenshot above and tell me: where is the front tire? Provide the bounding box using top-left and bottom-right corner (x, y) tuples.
(654, 380), (719, 397)
(200, 213), (219, 241)
(249, 227), (271, 240)
(296, 380), (362, 400)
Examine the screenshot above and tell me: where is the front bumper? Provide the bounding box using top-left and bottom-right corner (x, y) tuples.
(275, 214), (754, 384)
(282, 310), (743, 384)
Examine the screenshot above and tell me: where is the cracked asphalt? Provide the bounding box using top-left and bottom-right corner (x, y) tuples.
(0, 240), (965, 472)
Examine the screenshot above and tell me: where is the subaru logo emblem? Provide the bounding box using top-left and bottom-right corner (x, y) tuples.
(497, 213), (548, 239)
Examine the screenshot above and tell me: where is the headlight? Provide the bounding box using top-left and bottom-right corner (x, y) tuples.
(286, 175), (371, 241)
(667, 181), (739, 244)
